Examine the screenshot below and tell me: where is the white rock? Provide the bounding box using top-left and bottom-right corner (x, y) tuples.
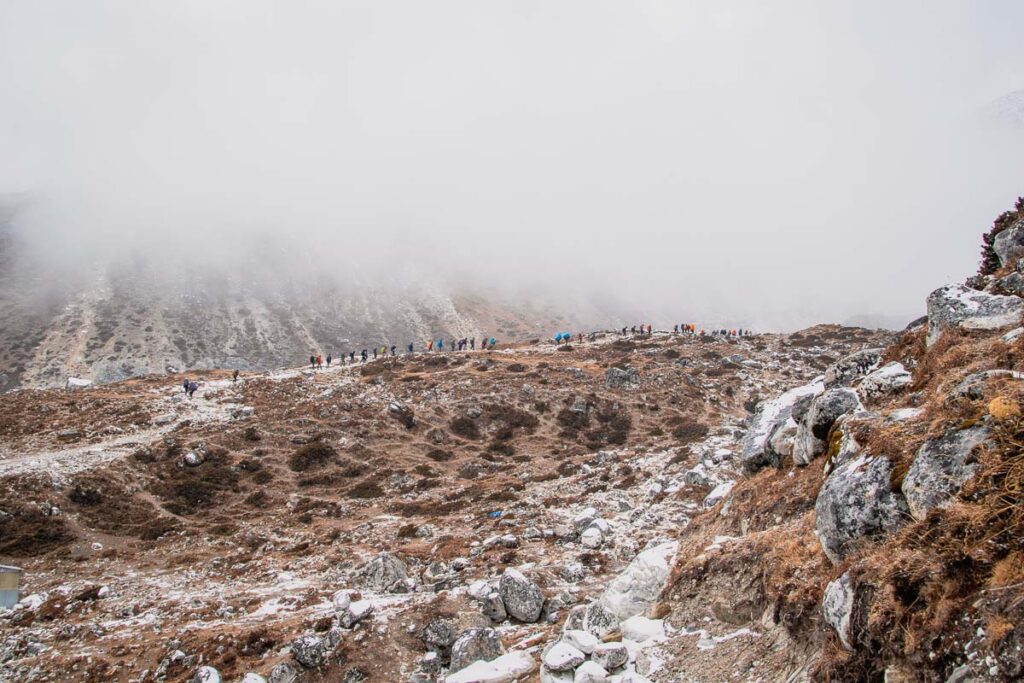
(331, 590), (352, 612)
(562, 629), (599, 655)
(543, 642), (586, 672)
(620, 616), (665, 643)
(591, 642), (628, 671)
(445, 651), (536, 683)
(573, 507), (598, 530)
(340, 599), (373, 628)
(703, 481), (734, 508)
(599, 542), (678, 621)
(190, 667), (221, 683)
(540, 668), (574, 683)
(822, 572), (855, 650)
(580, 527), (603, 549)
(242, 675), (267, 683)
(574, 661), (610, 683)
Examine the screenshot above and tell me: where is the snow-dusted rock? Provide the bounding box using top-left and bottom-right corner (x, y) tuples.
(599, 541), (678, 621)
(620, 616), (665, 643)
(793, 388), (861, 466)
(268, 663), (300, 683)
(740, 379), (824, 473)
(183, 451), (205, 467)
(858, 362), (911, 400)
(703, 480), (734, 508)
(481, 591), (507, 623)
(926, 284), (1024, 347)
(423, 617), (458, 654)
(540, 668), (574, 683)
(822, 572), (856, 650)
(445, 650), (536, 683)
(290, 635), (327, 668)
(562, 629), (599, 655)
(573, 507), (598, 530)
(950, 369), (1024, 401)
(591, 642), (628, 671)
(450, 628), (505, 673)
(65, 377), (93, 390)
(331, 589), (352, 613)
(241, 675), (267, 683)
(580, 527), (603, 549)
(766, 418), (798, 462)
(190, 667), (221, 683)
(499, 569), (545, 623)
(993, 218), (1024, 267)
(542, 642), (585, 672)
(815, 454), (910, 564)
(824, 349), (883, 388)
(360, 551), (409, 593)
(339, 600), (373, 628)
(902, 426), (990, 520)
(605, 366), (640, 389)
(573, 661), (610, 683)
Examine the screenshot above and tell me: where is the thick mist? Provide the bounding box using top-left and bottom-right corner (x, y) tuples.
(2, 0), (1024, 330)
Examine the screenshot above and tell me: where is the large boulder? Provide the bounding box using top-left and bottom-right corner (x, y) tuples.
(450, 628), (504, 673)
(793, 388), (862, 466)
(498, 569), (545, 623)
(857, 362), (912, 400)
(993, 218), (1024, 267)
(599, 541), (678, 621)
(360, 551), (409, 593)
(740, 379), (824, 473)
(824, 349), (883, 388)
(902, 426), (989, 520)
(926, 284), (1024, 347)
(290, 635), (327, 668)
(815, 454), (910, 564)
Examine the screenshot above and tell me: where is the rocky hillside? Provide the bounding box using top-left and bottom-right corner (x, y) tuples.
(0, 211), (606, 393)
(2, 200), (1024, 683)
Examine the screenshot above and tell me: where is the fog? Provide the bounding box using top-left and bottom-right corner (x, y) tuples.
(2, 0), (1024, 330)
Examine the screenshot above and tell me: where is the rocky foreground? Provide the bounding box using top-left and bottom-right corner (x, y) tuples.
(3, 218), (1024, 682)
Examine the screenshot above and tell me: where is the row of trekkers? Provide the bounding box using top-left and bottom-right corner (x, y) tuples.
(620, 324), (751, 337)
(308, 336), (499, 370)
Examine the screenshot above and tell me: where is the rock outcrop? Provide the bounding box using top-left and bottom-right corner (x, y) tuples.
(926, 284), (1024, 347)
(902, 426), (989, 520)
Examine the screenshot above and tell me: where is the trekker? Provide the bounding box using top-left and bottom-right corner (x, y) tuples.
(647, 324), (652, 335)
(408, 342), (414, 354)
(361, 349), (368, 362)
(349, 351), (355, 363)
(310, 355), (316, 370)
(578, 333), (583, 343)
(438, 339), (443, 351)
(470, 337), (476, 350)
(326, 354), (332, 367)
(428, 340), (433, 351)
(630, 326), (636, 335)
(232, 369), (239, 383)
(183, 378), (189, 394)
(187, 380), (198, 398)
(391, 345), (397, 356)
(373, 348), (378, 359)
(317, 354), (323, 369)
(622, 327), (627, 336)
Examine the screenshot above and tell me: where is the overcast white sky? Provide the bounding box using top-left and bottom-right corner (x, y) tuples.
(2, 1), (1023, 328)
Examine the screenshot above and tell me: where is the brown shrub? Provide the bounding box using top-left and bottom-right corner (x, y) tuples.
(449, 417), (480, 440)
(289, 442), (337, 472)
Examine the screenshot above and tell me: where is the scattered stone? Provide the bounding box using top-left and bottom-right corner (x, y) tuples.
(822, 572), (856, 650)
(619, 615), (665, 643)
(816, 454), (910, 563)
(339, 600), (373, 628)
(858, 362), (911, 400)
(591, 642), (628, 671)
(542, 642), (585, 672)
(360, 551), (410, 593)
(562, 629), (599, 655)
(480, 592), (507, 623)
(824, 349), (883, 388)
(703, 480), (734, 508)
(268, 662), (301, 683)
(190, 667), (221, 683)
(242, 675), (267, 683)
(498, 568), (545, 623)
(290, 635), (326, 668)
(445, 650), (535, 683)
(605, 366), (640, 389)
(450, 628), (504, 673)
(950, 369), (1024, 401)
(580, 527), (603, 549)
(183, 451), (205, 467)
(573, 661), (610, 683)
(902, 426), (989, 520)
